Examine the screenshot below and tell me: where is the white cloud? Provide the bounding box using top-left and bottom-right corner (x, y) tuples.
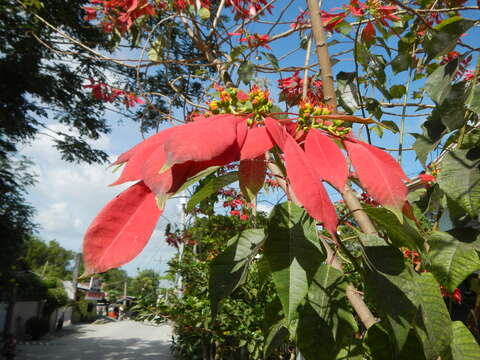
(21, 123), (178, 275)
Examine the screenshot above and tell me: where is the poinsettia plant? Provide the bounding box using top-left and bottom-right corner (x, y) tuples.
(75, 0), (480, 358)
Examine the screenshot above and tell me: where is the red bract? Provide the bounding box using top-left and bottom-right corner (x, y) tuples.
(240, 126), (274, 160)
(265, 117), (287, 150)
(83, 181), (162, 275)
(225, 0), (273, 19)
(344, 138), (408, 212)
(290, 9), (346, 33)
(320, 10), (347, 32)
(85, 114), (408, 273)
(283, 134), (338, 235)
(278, 71), (323, 106)
(162, 115), (239, 170)
(362, 21), (376, 46)
(239, 155), (266, 202)
(83, 80), (144, 108)
(83, 6), (98, 20)
(85, 0), (155, 32)
(304, 129), (348, 192)
(240, 33), (271, 49)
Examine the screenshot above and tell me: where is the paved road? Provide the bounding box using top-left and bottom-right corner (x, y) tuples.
(17, 320), (173, 360)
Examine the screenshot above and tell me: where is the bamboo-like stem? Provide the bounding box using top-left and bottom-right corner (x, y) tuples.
(302, 37), (313, 100)
(307, 0), (337, 109)
(307, 0), (377, 329)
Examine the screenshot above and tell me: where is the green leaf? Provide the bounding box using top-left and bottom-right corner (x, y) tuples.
(427, 231), (480, 292)
(411, 133), (438, 166)
(459, 128), (480, 149)
(230, 45), (247, 61)
(423, 17), (475, 60)
(297, 304), (336, 360)
(262, 52), (279, 70)
(263, 322), (288, 357)
(307, 265), (358, 346)
(186, 171), (238, 212)
(336, 71), (359, 114)
(466, 85), (480, 115)
(209, 229), (265, 317)
(176, 166), (220, 194)
(416, 272), (452, 359)
(198, 7), (210, 20)
(364, 322), (395, 360)
(448, 321), (480, 360)
(437, 149), (480, 218)
(264, 202), (326, 324)
(425, 58), (459, 104)
(238, 61), (255, 85)
(381, 121), (399, 133)
(390, 84), (406, 99)
(391, 53), (412, 73)
(362, 234), (420, 353)
(363, 207), (424, 251)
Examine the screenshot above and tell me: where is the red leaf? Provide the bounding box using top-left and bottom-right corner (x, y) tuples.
(236, 118), (249, 150)
(362, 21), (376, 47)
(83, 181), (162, 275)
(344, 139), (408, 211)
(239, 155), (266, 201)
(240, 126), (274, 160)
(304, 130), (348, 192)
(142, 143), (241, 201)
(110, 127), (178, 185)
(264, 117), (287, 150)
(163, 114), (238, 170)
(284, 135), (338, 235)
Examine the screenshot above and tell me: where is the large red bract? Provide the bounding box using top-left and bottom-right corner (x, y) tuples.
(83, 181), (162, 275)
(83, 114), (408, 274)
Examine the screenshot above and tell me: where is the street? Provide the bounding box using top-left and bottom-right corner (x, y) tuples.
(16, 320), (173, 360)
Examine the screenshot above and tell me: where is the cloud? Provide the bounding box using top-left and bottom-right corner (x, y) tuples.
(21, 123), (178, 275)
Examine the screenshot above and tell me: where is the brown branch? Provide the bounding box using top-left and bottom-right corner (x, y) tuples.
(307, 0), (378, 329)
(306, 0), (337, 109)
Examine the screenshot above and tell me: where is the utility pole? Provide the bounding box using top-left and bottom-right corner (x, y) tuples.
(123, 278), (128, 308)
(72, 253), (81, 300)
(175, 191), (187, 296)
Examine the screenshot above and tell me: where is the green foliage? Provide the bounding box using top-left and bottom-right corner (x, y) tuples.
(437, 149), (480, 218)
(209, 229), (265, 318)
(23, 237), (74, 279)
(427, 231), (480, 293)
(264, 202), (325, 324)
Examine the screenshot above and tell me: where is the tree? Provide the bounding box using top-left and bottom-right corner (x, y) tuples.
(128, 269), (160, 296)
(57, 0), (480, 358)
(23, 237), (75, 279)
(0, 0), (204, 285)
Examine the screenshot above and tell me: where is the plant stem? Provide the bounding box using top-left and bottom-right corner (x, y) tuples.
(302, 36), (313, 101)
(353, 20), (371, 144)
(307, 0), (378, 329)
(306, 0), (337, 109)
(398, 48), (415, 165)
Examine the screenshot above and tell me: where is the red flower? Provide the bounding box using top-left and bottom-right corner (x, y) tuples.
(84, 114), (408, 274)
(278, 71), (323, 106)
(320, 10), (347, 32)
(83, 7), (98, 21)
(441, 286), (462, 304)
(240, 33), (271, 49)
(418, 174), (436, 184)
(225, 0), (273, 19)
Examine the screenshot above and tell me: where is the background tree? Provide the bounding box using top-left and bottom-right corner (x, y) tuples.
(23, 236), (75, 279)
